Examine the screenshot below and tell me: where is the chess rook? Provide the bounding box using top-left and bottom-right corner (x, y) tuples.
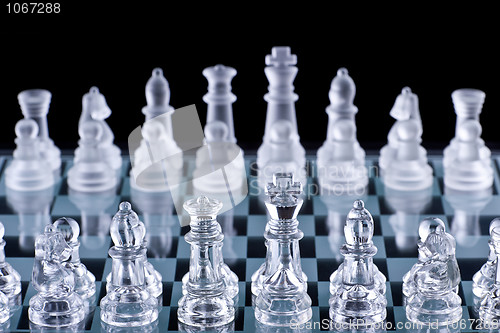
(18, 89), (61, 176)
(253, 173), (312, 327)
(177, 196), (235, 328)
(203, 64), (237, 143)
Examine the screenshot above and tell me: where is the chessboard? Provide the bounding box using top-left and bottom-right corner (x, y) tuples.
(1, 152), (500, 332)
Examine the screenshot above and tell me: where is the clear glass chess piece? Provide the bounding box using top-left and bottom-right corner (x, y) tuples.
(405, 218), (462, 326)
(28, 225), (85, 328)
(329, 200), (387, 327)
(253, 173), (312, 326)
(473, 218), (500, 303)
(177, 196), (235, 328)
(479, 224), (500, 323)
(52, 217), (96, 315)
(100, 202), (158, 327)
(0, 221), (22, 309)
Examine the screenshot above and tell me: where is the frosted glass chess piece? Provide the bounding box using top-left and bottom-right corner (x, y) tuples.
(445, 187), (492, 249)
(177, 196), (235, 328)
(473, 218), (500, 303)
(100, 202), (159, 327)
(130, 68), (183, 192)
(68, 120), (118, 192)
(0, 221), (21, 309)
(329, 200), (387, 326)
(130, 187), (176, 258)
(403, 218), (460, 300)
(479, 223), (500, 324)
(104, 202), (163, 308)
(382, 119), (433, 191)
(203, 64), (237, 144)
(443, 120), (493, 191)
(181, 195), (239, 300)
(5, 118), (55, 191)
(6, 185), (54, 253)
(52, 217), (96, 314)
(76, 87), (122, 180)
(253, 173), (312, 326)
(257, 47), (306, 188)
(405, 218), (462, 326)
(18, 89), (61, 178)
(379, 87), (422, 172)
(317, 68), (367, 193)
(384, 186), (432, 253)
(328, 199), (386, 298)
(68, 188), (115, 250)
(29, 225), (85, 328)
(444, 89), (490, 166)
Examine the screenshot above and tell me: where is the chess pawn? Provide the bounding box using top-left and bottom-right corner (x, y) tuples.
(405, 218), (462, 326)
(52, 217), (96, 313)
(328, 200), (386, 298)
(443, 120), (493, 191)
(29, 225), (85, 327)
(382, 119), (433, 191)
(254, 174), (312, 326)
(68, 120), (118, 192)
(203, 64), (237, 144)
(329, 200), (387, 326)
(18, 89), (61, 178)
(104, 202), (163, 308)
(380, 87), (422, 171)
(100, 202), (158, 327)
(479, 223), (500, 323)
(5, 118), (55, 191)
(473, 218), (500, 301)
(177, 196), (235, 328)
(403, 218), (460, 300)
(76, 87), (122, 179)
(0, 221), (22, 310)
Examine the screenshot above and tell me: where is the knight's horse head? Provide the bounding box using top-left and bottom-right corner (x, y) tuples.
(82, 86), (111, 121)
(34, 225), (72, 263)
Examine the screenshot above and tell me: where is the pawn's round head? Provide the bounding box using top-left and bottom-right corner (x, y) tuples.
(344, 200), (374, 246)
(142, 120), (166, 142)
(396, 119), (420, 141)
(52, 217), (80, 245)
(110, 202), (145, 248)
(457, 120), (482, 142)
(329, 67), (356, 108)
(332, 119), (355, 141)
(15, 118), (39, 139)
(146, 68), (170, 107)
(79, 120), (103, 143)
(270, 120), (293, 143)
(418, 217), (446, 243)
(205, 121), (229, 142)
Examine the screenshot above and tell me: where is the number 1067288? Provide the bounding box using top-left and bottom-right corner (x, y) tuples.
(6, 3), (60, 14)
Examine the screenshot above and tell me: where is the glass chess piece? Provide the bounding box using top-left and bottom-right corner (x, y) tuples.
(405, 218), (462, 326)
(253, 173), (312, 326)
(0, 221), (22, 309)
(177, 196), (235, 328)
(479, 223), (500, 323)
(52, 217), (96, 315)
(28, 225), (85, 328)
(100, 202), (159, 327)
(329, 200), (387, 327)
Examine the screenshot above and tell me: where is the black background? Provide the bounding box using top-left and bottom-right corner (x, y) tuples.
(0, 3), (498, 152)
